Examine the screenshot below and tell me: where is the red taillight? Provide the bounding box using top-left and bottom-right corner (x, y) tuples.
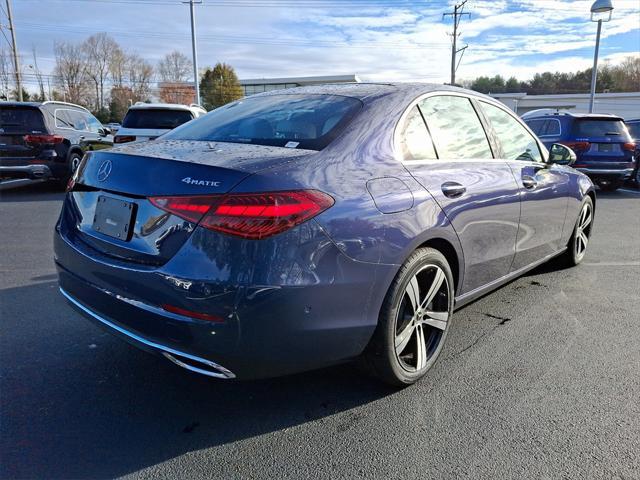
(622, 142), (636, 152)
(114, 135), (136, 144)
(560, 141), (590, 153)
(23, 134), (64, 145)
(161, 304), (223, 323)
(149, 190), (334, 239)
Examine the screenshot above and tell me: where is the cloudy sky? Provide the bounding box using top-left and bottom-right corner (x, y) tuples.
(10, 0), (640, 89)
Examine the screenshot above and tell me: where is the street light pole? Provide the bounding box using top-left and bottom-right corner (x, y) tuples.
(588, 19), (602, 114)
(588, 0), (614, 114)
(185, 0), (202, 106)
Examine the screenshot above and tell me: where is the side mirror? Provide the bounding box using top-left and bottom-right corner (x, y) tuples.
(99, 127), (111, 136)
(548, 143), (577, 166)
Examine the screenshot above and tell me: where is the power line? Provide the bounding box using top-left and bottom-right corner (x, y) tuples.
(443, 0), (469, 86)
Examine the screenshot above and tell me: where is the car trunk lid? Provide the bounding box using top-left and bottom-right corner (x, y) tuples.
(65, 140), (315, 264)
(571, 117), (634, 166)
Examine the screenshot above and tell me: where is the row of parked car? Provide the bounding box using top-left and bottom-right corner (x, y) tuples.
(0, 98), (638, 191)
(0, 101), (206, 188)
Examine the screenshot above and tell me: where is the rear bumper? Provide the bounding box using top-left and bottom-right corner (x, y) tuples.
(0, 164), (53, 180)
(54, 215), (389, 379)
(60, 287), (236, 379)
(575, 167), (633, 180)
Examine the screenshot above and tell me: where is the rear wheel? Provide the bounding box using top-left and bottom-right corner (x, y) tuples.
(55, 152), (82, 190)
(364, 248), (454, 387)
(564, 197), (594, 266)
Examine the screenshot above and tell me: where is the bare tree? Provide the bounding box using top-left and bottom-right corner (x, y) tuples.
(109, 45), (128, 88)
(0, 49), (10, 100)
(128, 54), (153, 101)
(31, 46), (46, 101)
(158, 50), (192, 83)
(83, 33), (118, 111)
(53, 41), (89, 105)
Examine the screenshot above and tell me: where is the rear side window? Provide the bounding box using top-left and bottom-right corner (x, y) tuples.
(418, 96), (493, 160)
(525, 119), (545, 135)
(572, 119), (629, 138)
(123, 109), (194, 129)
(481, 102), (542, 162)
(627, 122), (640, 140)
(398, 106), (437, 160)
(0, 107), (46, 133)
(544, 119), (561, 136)
(164, 94), (362, 151)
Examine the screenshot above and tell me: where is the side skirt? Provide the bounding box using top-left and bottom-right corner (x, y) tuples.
(454, 247), (567, 310)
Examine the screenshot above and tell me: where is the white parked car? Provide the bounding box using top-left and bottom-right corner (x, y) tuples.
(113, 103), (207, 144)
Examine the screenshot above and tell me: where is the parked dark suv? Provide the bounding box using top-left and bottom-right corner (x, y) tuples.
(523, 111), (635, 191)
(0, 101), (112, 188)
(625, 118), (640, 186)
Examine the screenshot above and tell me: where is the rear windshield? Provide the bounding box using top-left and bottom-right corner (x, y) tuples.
(572, 119), (629, 138)
(163, 94), (363, 151)
(122, 109), (193, 129)
(0, 107), (47, 133)
(626, 122), (640, 140)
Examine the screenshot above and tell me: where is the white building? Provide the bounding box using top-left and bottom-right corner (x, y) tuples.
(239, 75), (360, 96)
(491, 92), (640, 119)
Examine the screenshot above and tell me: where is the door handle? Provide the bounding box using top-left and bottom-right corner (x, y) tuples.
(79, 135), (85, 140)
(441, 181), (466, 198)
(522, 175), (537, 189)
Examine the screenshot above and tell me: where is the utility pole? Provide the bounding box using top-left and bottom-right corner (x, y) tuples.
(443, 0), (469, 86)
(5, 0), (22, 101)
(184, 0), (202, 105)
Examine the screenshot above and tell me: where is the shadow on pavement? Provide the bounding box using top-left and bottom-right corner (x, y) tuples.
(0, 281), (394, 479)
(0, 181), (65, 203)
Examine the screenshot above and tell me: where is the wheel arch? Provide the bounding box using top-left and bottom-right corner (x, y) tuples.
(416, 237), (462, 295)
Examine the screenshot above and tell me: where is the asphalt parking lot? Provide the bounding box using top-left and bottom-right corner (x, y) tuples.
(1, 183), (639, 480)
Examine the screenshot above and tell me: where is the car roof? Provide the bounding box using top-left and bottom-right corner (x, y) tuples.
(128, 102), (206, 113)
(252, 82), (494, 103)
(525, 111), (623, 121)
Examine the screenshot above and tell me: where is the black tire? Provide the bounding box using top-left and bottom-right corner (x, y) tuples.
(55, 152), (82, 190)
(564, 196), (594, 267)
(363, 247), (454, 387)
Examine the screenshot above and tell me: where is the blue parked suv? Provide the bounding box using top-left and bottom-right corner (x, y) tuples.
(523, 110), (636, 191)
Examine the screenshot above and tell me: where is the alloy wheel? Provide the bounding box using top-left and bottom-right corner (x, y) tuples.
(394, 265), (450, 372)
(575, 202), (593, 262)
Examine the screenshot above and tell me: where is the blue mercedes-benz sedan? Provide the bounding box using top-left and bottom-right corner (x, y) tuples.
(54, 83), (595, 386)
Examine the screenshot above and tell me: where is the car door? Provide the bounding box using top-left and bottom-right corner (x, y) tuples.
(478, 100), (571, 271)
(81, 110), (112, 151)
(400, 94), (521, 295)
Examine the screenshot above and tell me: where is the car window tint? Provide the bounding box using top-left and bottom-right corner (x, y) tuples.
(627, 122), (640, 139)
(67, 110), (88, 131)
(545, 119), (561, 136)
(0, 107), (46, 133)
(84, 112), (103, 134)
(481, 101), (542, 162)
(525, 119), (544, 135)
(572, 119), (629, 138)
(418, 96), (492, 160)
(164, 94), (363, 151)
(398, 106), (437, 160)
(55, 109), (74, 129)
(122, 109), (195, 129)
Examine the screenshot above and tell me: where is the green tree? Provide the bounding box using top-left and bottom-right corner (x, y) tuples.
(470, 75), (506, 94)
(505, 76), (521, 93)
(200, 63), (244, 110)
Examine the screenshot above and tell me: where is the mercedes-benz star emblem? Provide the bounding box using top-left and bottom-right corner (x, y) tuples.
(97, 160), (112, 182)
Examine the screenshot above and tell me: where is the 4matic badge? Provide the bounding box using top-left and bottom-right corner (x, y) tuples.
(181, 177), (222, 187)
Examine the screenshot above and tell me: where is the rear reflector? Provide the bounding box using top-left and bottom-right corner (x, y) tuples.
(149, 190), (334, 239)
(161, 304), (223, 323)
(23, 134), (64, 145)
(114, 135), (136, 144)
(622, 142), (636, 152)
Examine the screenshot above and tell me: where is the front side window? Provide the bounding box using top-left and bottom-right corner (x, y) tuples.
(164, 94), (362, 151)
(543, 119), (561, 136)
(418, 96), (493, 160)
(68, 110), (89, 131)
(398, 106), (437, 161)
(481, 101), (542, 162)
(84, 113), (103, 134)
